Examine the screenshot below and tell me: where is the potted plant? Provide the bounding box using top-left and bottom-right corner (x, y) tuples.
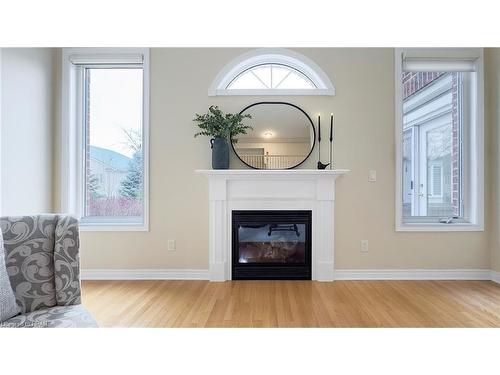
(194, 105), (252, 169)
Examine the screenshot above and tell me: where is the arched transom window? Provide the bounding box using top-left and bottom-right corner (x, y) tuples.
(227, 64), (316, 90)
(209, 49), (335, 96)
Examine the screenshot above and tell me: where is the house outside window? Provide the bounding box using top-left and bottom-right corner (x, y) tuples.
(402, 71), (461, 218)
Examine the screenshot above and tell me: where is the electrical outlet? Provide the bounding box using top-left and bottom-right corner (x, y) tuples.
(360, 240), (369, 253)
(167, 239), (176, 251)
(368, 170), (377, 182)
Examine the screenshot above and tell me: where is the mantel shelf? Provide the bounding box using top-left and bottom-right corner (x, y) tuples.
(195, 169), (350, 177)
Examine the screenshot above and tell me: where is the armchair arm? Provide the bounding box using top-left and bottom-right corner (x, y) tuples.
(54, 215), (81, 306)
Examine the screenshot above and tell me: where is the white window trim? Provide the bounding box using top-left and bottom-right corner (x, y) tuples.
(61, 48), (150, 232)
(0, 48), (3, 215)
(394, 48), (484, 232)
(208, 48), (335, 96)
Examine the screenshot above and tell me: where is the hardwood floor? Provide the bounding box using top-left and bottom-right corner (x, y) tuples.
(81, 280), (500, 328)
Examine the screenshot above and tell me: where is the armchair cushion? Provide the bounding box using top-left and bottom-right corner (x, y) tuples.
(0, 215), (58, 313)
(0, 230), (20, 322)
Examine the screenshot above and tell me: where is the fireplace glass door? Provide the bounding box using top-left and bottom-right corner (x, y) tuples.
(232, 210), (312, 280)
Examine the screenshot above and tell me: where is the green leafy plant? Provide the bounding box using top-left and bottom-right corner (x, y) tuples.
(193, 105), (252, 142)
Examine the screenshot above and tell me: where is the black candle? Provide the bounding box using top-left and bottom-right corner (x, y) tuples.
(330, 113), (333, 141)
(318, 115), (321, 141)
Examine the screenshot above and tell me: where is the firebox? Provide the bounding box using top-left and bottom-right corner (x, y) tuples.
(231, 210), (312, 280)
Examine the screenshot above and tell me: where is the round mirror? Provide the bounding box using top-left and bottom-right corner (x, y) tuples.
(232, 102), (316, 169)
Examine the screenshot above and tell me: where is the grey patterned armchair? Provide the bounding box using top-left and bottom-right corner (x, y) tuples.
(0, 215), (97, 328)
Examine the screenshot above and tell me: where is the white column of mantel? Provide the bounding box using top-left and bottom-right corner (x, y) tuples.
(208, 176), (229, 281)
(313, 176), (336, 281)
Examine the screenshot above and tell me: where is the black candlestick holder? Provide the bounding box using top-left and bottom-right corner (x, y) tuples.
(317, 161), (330, 169)
(316, 115), (331, 170)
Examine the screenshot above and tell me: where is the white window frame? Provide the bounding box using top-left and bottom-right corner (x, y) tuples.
(61, 48), (150, 231)
(0, 48), (3, 215)
(208, 48), (335, 96)
(395, 48), (484, 232)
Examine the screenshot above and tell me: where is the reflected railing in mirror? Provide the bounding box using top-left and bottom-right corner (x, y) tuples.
(240, 154), (306, 169)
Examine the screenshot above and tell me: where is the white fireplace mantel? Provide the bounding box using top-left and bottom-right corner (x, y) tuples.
(196, 169), (349, 281)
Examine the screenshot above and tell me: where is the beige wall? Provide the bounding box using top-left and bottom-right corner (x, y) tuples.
(0, 48), (57, 215)
(72, 48), (492, 271)
(486, 49), (500, 272)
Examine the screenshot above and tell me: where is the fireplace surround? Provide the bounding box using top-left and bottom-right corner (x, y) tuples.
(196, 169), (349, 281)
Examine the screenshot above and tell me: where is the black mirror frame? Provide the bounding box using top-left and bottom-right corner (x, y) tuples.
(231, 101), (316, 170)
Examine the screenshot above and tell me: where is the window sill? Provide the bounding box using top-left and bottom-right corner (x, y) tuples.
(79, 222), (149, 232)
(396, 222), (484, 232)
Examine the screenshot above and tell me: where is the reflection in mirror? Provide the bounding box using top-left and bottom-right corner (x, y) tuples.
(233, 102), (315, 169)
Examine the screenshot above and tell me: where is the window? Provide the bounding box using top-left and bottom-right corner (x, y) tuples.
(209, 48), (335, 96)
(61, 48), (149, 231)
(395, 49), (484, 231)
(227, 64), (316, 90)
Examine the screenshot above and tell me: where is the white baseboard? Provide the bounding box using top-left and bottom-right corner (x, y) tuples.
(491, 270), (500, 284)
(333, 269), (492, 281)
(81, 269), (209, 280)
(81, 268), (499, 282)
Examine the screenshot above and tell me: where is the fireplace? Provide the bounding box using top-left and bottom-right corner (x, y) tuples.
(197, 169), (349, 281)
(232, 210), (312, 280)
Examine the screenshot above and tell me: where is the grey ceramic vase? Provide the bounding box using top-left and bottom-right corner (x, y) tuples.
(210, 137), (230, 169)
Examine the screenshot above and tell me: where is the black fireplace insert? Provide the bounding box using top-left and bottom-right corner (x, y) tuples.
(232, 210), (312, 280)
